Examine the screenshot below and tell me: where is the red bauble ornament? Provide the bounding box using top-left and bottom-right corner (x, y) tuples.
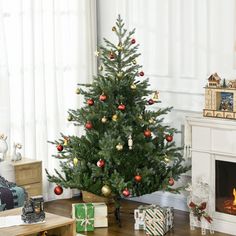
(131, 38), (136, 44)
(148, 99), (154, 105)
(165, 135), (173, 142)
(54, 185), (63, 195)
(99, 94), (107, 101)
(118, 104), (126, 111)
(56, 144), (63, 152)
(87, 99), (94, 106)
(134, 175), (142, 182)
(122, 188), (130, 197)
(168, 177), (175, 186)
(139, 71), (144, 76)
(109, 52), (115, 60)
(85, 122), (93, 129)
(144, 129), (151, 138)
(97, 159), (105, 168)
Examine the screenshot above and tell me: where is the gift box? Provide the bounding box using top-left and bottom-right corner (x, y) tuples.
(163, 206), (174, 231)
(135, 204), (174, 234)
(93, 203), (108, 227)
(134, 204), (157, 230)
(72, 203), (94, 232)
(72, 202), (108, 231)
(145, 207), (167, 236)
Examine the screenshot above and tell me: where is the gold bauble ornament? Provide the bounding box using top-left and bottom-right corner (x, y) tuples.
(138, 115), (143, 120)
(101, 185), (112, 197)
(132, 59), (137, 65)
(67, 114), (73, 121)
(164, 157), (170, 163)
(149, 117), (155, 124)
(112, 114), (118, 121)
(101, 116), (107, 123)
(94, 50), (100, 57)
(117, 72), (123, 78)
(75, 88), (80, 94)
(73, 157), (78, 166)
(64, 138), (69, 146)
(112, 26), (117, 32)
(117, 42), (123, 51)
(117, 46), (123, 51)
(130, 83), (136, 90)
(99, 65), (103, 71)
(164, 154), (170, 163)
(116, 143), (123, 151)
(153, 91), (159, 101)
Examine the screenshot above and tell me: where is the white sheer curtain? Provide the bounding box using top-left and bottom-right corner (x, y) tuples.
(98, 0), (236, 112)
(0, 0), (97, 200)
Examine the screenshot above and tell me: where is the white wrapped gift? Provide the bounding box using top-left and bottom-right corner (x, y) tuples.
(134, 204), (158, 230)
(93, 203), (108, 227)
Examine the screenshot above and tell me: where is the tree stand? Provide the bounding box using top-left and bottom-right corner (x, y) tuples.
(114, 205), (121, 227)
(113, 198), (121, 227)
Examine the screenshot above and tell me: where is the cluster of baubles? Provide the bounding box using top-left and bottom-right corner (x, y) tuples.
(53, 176), (174, 197)
(80, 90), (160, 130)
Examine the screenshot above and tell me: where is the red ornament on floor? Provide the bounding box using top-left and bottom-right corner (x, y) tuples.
(165, 135), (173, 142)
(56, 144), (63, 152)
(54, 185), (63, 195)
(122, 188), (130, 197)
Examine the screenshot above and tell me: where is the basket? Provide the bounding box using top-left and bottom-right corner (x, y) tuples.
(82, 191), (113, 204)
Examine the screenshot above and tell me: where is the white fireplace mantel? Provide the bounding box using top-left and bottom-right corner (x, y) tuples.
(186, 115), (236, 235)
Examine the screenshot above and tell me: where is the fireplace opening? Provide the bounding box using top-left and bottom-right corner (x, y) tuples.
(215, 160), (236, 215)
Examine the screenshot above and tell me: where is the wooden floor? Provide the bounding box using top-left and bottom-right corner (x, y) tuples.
(44, 197), (231, 236)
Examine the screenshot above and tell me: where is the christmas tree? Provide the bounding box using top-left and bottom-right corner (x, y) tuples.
(46, 15), (190, 220)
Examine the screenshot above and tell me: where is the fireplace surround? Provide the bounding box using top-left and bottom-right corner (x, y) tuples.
(186, 116), (236, 235)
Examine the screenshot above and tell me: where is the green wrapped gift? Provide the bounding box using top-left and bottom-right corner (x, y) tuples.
(72, 203), (94, 232)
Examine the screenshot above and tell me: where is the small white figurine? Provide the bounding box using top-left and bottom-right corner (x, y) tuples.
(11, 143), (22, 162)
(0, 134), (8, 161)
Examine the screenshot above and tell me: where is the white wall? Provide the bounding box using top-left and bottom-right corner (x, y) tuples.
(97, 0), (236, 211)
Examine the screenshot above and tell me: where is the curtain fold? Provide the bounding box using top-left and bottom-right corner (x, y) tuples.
(0, 0), (97, 201)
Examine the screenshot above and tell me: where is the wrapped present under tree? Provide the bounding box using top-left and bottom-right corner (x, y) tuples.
(72, 203), (94, 232)
(145, 206), (174, 236)
(134, 205), (157, 230)
(93, 203), (108, 227)
(135, 205), (174, 234)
